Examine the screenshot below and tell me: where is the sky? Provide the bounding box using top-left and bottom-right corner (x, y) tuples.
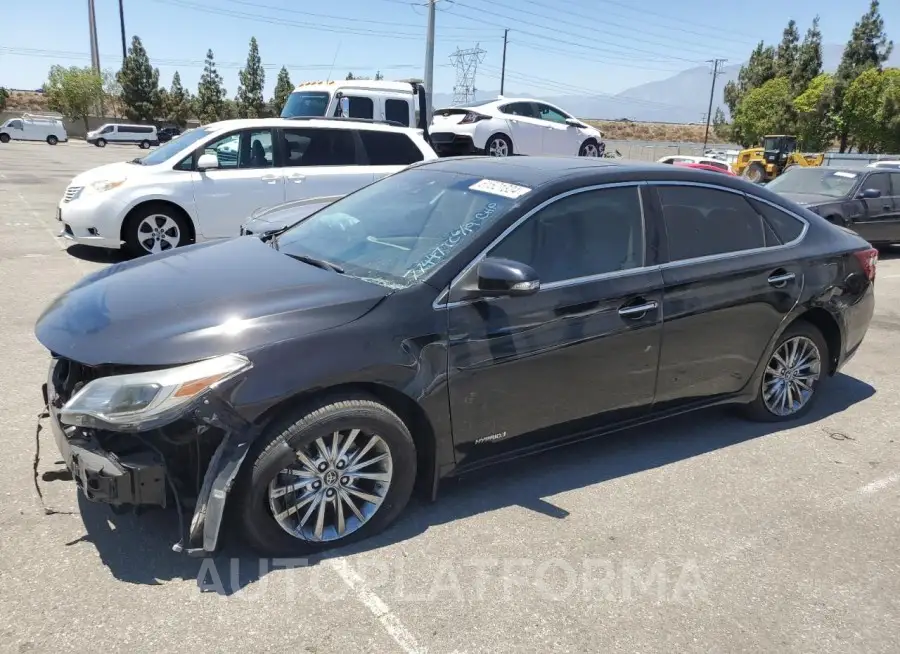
(3, 0), (899, 110)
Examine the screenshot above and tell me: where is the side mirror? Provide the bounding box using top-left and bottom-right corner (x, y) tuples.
(197, 153), (219, 171)
(857, 188), (881, 199)
(475, 257), (540, 297)
(565, 118), (582, 128)
(339, 96), (350, 117)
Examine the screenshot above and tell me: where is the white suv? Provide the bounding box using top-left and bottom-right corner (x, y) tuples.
(57, 117), (437, 255)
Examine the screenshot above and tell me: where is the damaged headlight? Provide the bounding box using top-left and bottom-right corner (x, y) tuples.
(59, 353), (252, 431)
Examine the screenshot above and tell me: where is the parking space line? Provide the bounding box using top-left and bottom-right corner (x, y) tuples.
(326, 558), (426, 654)
(857, 472), (900, 495)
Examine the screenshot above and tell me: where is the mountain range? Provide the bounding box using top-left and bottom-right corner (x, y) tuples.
(432, 44), (900, 124)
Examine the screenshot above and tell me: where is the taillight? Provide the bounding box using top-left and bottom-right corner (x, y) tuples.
(459, 112), (487, 124)
(853, 247), (878, 281)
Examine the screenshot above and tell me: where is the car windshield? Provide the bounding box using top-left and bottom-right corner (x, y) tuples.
(134, 127), (212, 165)
(281, 91), (331, 118)
(274, 168), (524, 289)
(766, 168), (861, 198)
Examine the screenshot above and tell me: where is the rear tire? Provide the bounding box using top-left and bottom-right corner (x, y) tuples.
(741, 321), (829, 422)
(47, 135), (58, 146)
(140, 140), (150, 149)
(484, 133), (513, 157)
(96, 138), (107, 148)
(234, 395), (417, 557)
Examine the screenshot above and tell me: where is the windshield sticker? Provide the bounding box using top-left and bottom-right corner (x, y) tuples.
(832, 171), (858, 178)
(403, 202), (501, 282)
(469, 179), (532, 199)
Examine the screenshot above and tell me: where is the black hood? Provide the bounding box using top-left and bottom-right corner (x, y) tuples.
(778, 192), (843, 207)
(35, 237), (391, 366)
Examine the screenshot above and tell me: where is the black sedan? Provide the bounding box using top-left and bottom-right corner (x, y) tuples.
(35, 157), (877, 557)
(765, 165), (900, 246)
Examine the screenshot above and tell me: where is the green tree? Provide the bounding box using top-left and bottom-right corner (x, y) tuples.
(881, 71), (900, 152)
(834, 0), (894, 151)
(724, 42), (777, 115)
(731, 76), (793, 147)
(101, 69), (123, 117)
(271, 66), (293, 115)
(791, 16), (823, 96)
(711, 107), (732, 142)
(196, 49), (226, 123)
(236, 37), (266, 118)
(117, 36), (161, 122)
(792, 72), (836, 150)
(775, 20), (800, 80)
(165, 71), (193, 127)
(842, 67), (900, 153)
(0, 87), (9, 112)
(44, 65), (104, 133)
(374, 70), (384, 81)
(346, 72), (355, 80)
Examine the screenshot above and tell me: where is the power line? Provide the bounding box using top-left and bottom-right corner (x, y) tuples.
(505, 40), (693, 73)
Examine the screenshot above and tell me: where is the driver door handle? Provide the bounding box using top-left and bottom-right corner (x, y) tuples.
(260, 174), (280, 184)
(288, 173), (306, 183)
(618, 300), (658, 318)
(767, 270), (796, 287)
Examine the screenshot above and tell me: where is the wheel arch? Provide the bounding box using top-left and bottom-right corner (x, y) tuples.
(479, 129), (513, 153)
(251, 381), (440, 499)
(119, 199), (197, 244)
(789, 307), (843, 375)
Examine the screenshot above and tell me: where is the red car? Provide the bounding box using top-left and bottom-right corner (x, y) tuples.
(674, 161), (736, 175)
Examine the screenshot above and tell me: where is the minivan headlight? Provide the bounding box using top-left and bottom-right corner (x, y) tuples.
(84, 178), (127, 194)
(59, 353), (252, 431)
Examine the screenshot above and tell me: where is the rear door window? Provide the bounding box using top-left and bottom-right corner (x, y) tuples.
(745, 197), (805, 244)
(281, 128), (359, 166)
(500, 102), (537, 118)
(358, 131), (424, 165)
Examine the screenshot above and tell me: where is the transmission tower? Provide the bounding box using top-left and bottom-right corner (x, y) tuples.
(450, 44), (486, 106)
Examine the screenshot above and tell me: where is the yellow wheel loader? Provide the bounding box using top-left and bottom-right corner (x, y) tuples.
(731, 135), (825, 183)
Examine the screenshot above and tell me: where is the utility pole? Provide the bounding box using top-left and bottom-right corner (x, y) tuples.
(423, 0), (436, 121)
(500, 29), (508, 95)
(87, 0), (101, 73)
(702, 58), (726, 150)
(119, 0), (128, 65)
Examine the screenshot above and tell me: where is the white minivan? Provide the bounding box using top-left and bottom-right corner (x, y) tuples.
(86, 123), (159, 149)
(0, 114), (68, 145)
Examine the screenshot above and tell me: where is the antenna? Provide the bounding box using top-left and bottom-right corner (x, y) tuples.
(326, 41), (341, 83)
(449, 44), (486, 106)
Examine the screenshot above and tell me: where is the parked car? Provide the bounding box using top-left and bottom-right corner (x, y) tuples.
(658, 155), (733, 172)
(240, 195), (344, 239)
(429, 97), (605, 158)
(157, 126), (182, 143)
(867, 160), (900, 170)
(765, 165), (900, 246)
(674, 161), (737, 175)
(86, 123), (159, 149)
(57, 117), (438, 256)
(36, 156), (876, 557)
(0, 113), (68, 145)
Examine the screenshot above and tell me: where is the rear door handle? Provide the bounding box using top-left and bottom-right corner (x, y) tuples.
(767, 271), (796, 287)
(260, 174), (280, 183)
(618, 300), (658, 318)
(288, 173), (305, 183)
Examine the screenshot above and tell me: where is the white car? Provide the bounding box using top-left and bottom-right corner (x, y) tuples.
(867, 160), (900, 169)
(86, 123), (160, 149)
(57, 117), (437, 256)
(429, 97), (605, 158)
(657, 155), (733, 172)
(0, 113), (68, 145)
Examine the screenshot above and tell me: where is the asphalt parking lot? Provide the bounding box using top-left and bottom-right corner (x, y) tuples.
(1, 139), (899, 653)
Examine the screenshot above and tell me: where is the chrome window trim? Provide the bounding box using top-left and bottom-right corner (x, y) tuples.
(431, 180), (810, 310)
(433, 181), (647, 309)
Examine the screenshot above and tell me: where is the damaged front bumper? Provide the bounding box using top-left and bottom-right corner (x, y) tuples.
(41, 357), (260, 556)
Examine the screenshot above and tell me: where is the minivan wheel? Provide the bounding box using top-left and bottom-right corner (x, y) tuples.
(742, 321), (828, 422)
(96, 138), (107, 147)
(123, 204), (190, 256)
(236, 396), (417, 556)
(47, 135), (59, 146)
(140, 140), (150, 149)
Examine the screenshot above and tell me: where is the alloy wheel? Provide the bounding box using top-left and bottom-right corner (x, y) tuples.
(137, 214), (181, 253)
(268, 428), (394, 542)
(762, 336), (822, 417)
(581, 142), (599, 157)
(488, 138), (509, 156)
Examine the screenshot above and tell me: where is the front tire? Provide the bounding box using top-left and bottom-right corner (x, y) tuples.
(484, 133), (513, 157)
(96, 138), (107, 148)
(579, 138), (601, 157)
(0, 134), (9, 144)
(742, 321), (828, 422)
(122, 204), (191, 257)
(235, 396), (417, 557)
(743, 162), (766, 183)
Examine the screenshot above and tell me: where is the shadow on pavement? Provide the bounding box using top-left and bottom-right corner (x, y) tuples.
(65, 372), (874, 594)
(65, 244), (128, 264)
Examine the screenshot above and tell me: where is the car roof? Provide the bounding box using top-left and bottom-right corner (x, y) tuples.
(202, 117), (420, 134)
(413, 155), (754, 189)
(292, 79), (415, 94)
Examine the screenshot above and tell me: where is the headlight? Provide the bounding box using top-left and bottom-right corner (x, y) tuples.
(59, 353), (252, 431)
(83, 178), (127, 195)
